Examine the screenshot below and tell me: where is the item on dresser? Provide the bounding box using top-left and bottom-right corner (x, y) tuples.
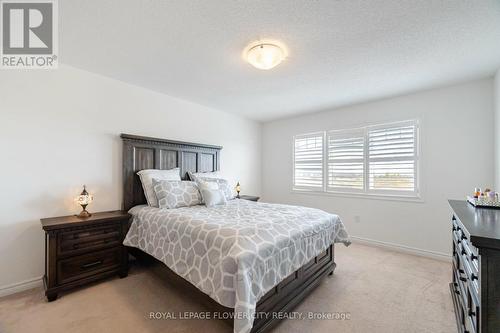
(137, 168), (181, 207)
(448, 200), (500, 333)
(75, 185), (93, 218)
(467, 195), (500, 208)
(238, 195), (260, 202)
(197, 179), (227, 207)
(152, 179), (202, 209)
(41, 210), (130, 302)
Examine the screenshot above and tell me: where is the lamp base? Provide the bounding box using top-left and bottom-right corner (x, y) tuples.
(77, 209), (92, 218)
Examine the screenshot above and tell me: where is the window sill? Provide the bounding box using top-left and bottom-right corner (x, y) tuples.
(291, 189), (424, 203)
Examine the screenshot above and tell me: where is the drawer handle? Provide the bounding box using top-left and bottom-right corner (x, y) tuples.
(471, 254), (478, 261)
(461, 249), (467, 255)
(471, 274), (478, 281)
(459, 277), (467, 282)
(455, 290), (460, 295)
(81, 260), (102, 269)
(461, 234), (467, 240)
(459, 269), (465, 274)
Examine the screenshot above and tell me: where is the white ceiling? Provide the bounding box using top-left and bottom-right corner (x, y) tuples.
(60, 1), (500, 122)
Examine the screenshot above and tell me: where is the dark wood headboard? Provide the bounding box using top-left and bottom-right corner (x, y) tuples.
(121, 134), (222, 211)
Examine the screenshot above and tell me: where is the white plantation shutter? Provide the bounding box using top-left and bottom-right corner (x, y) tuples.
(293, 120), (419, 198)
(327, 129), (365, 191)
(367, 121), (418, 194)
(293, 133), (324, 190)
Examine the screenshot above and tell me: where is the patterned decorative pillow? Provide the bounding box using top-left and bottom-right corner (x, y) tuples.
(197, 177), (235, 201)
(152, 180), (201, 209)
(137, 168), (181, 207)
(197, 180), (227, 207)
(188, 171), (237, 201)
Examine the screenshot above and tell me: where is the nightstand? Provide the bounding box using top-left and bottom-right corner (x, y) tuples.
(238, 195), (260, 202)
(41, 210), (130, 302)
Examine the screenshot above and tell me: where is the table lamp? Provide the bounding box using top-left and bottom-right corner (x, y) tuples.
(236, 182), (241, 198)
(76, 185), (93, 218)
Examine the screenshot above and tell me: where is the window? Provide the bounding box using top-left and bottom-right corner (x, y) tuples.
(293, 120), (419, 198)
(367, 121), (417, 194)
(293, 133), (324, 190)
(327, 129), (365, 192)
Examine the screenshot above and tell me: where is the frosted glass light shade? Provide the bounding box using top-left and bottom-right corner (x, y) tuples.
(246, 43), (285, 70)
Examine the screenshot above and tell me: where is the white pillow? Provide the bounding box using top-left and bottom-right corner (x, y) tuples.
(188, 171), (222, 180)
(137, 168), (180, 207)
(197, 180), (227, 207)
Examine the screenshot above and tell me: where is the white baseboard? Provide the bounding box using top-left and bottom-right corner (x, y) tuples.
(0, 276), (43, 298)
(350, 236), (451, 262)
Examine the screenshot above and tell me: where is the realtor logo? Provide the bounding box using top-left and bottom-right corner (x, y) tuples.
(1, 0), (58, 69)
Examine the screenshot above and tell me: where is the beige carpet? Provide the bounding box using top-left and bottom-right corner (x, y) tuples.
(0, 243), (456, 333)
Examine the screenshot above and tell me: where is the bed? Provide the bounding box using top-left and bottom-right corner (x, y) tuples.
(120, 134), (350, 333)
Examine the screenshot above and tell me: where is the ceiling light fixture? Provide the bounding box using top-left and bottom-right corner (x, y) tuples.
(245, 41), (286, 70)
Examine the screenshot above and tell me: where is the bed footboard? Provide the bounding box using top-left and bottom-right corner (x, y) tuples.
(128, 244), (335, 333)
(252, 244), (335, 333)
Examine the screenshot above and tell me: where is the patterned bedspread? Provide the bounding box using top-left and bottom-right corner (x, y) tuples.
(123, 199), (350, 333)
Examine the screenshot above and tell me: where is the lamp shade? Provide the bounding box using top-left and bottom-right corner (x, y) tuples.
(246, 43), (285, 70)
(76, 191), (93, 206)
(76, 185), (93, 218)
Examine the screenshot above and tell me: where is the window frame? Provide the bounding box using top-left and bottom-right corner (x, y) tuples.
(292, 120), (421, 200)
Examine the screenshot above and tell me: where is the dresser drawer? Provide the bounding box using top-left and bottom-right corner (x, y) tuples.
(461, 239), (479, 270)
(468, 285), (480, 333)
(58, 224), (122, 256)
(57, 247), (122, 285)
(465, 313), (477, 333)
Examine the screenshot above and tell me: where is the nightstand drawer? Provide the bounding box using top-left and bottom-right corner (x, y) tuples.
(57, 247), (122, 285)
(58, 224), (121, 256)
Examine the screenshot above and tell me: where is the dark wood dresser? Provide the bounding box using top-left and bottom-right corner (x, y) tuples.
(449, 200), (500, 333)
(41, 211), (130, 301)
